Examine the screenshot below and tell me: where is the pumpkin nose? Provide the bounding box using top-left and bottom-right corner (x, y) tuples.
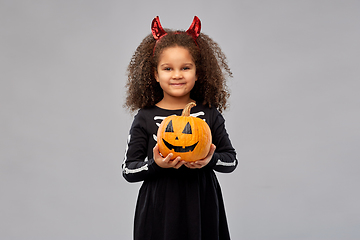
(175, 136), (179, 140)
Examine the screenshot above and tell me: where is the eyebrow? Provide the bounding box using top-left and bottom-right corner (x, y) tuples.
(159, 62), (194, 67)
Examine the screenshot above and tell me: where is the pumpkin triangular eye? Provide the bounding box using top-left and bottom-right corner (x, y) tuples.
(182, 122), (192, 134)
(165, 120), (174, 132)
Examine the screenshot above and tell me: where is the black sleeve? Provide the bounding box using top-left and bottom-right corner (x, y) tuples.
(205, 111), (237, 173)
(122, 112), (163, 183)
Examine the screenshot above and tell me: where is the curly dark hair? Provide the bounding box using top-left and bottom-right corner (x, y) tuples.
(124, 28), (232, 113)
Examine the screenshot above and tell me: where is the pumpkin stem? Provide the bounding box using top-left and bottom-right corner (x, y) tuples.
(182, 102), (196, 117)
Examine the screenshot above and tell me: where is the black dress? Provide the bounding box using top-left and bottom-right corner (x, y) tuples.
(123, 103), (237, 240)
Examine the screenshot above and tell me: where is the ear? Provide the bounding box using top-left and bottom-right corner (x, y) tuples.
(151, 16), (167, 40)
(154, 70), (159, 82)
(186, 16), (201, 40)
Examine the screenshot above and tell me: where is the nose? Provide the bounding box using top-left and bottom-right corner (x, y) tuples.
(172, 70), (183, 79)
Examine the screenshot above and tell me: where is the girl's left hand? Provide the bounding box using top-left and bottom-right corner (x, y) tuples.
(184, 144), (216, 169)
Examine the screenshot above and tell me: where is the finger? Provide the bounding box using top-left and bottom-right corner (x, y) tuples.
(171, 156), (181, 167)
(192, 162), (203, 168)
(208, 144), (216, 156)
(173, 158), (185, 169)
(163, 153), (173, 163)
(183, 162), (191, 168)
(153, 144), (159, 155)
(194, 158), (206, 164)
(185, 161), (198, 169)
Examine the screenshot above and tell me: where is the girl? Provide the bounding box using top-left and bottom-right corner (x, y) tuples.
(123, 16), (237, 240)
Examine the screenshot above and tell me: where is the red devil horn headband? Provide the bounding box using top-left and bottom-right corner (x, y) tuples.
(151, 16), (201, 42)
(151, 16), (167, 40)
(186, 16), (201, 41)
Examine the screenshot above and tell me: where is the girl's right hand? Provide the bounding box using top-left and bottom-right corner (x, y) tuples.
(153, 144), (185, 169)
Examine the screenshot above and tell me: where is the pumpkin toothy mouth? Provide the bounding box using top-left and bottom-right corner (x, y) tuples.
(162, 139), (198, 153)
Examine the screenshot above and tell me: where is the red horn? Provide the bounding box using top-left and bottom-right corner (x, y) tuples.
(151, 16), (167, 40)
(186, 16), (201, 40)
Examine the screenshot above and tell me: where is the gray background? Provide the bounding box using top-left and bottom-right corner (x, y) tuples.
(1, 0), (359, 239)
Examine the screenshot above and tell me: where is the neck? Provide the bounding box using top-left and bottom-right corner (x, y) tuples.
(156, 97), (195, 110)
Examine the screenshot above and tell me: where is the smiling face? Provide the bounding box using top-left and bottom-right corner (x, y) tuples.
(155, 46), (197, 104)
(161, 119), (199, 153)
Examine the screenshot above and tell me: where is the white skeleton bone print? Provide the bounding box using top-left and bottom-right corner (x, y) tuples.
(123, 109), (236, 172)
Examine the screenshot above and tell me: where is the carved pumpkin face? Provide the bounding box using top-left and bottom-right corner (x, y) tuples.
(157, 102), (212, 162)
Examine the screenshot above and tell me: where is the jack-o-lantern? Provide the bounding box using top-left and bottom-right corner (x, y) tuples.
(157, 102), (212, 162)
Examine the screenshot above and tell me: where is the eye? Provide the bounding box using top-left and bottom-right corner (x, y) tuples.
(182, 67), (190, 70)
(165, 120), (174, 132)
(182, 122), (192, 134)
(164, 67), (171, 71)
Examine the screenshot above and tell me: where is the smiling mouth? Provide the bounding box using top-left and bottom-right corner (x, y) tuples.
(170, 83), (185, 86)
(162, 139), (198, 153)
